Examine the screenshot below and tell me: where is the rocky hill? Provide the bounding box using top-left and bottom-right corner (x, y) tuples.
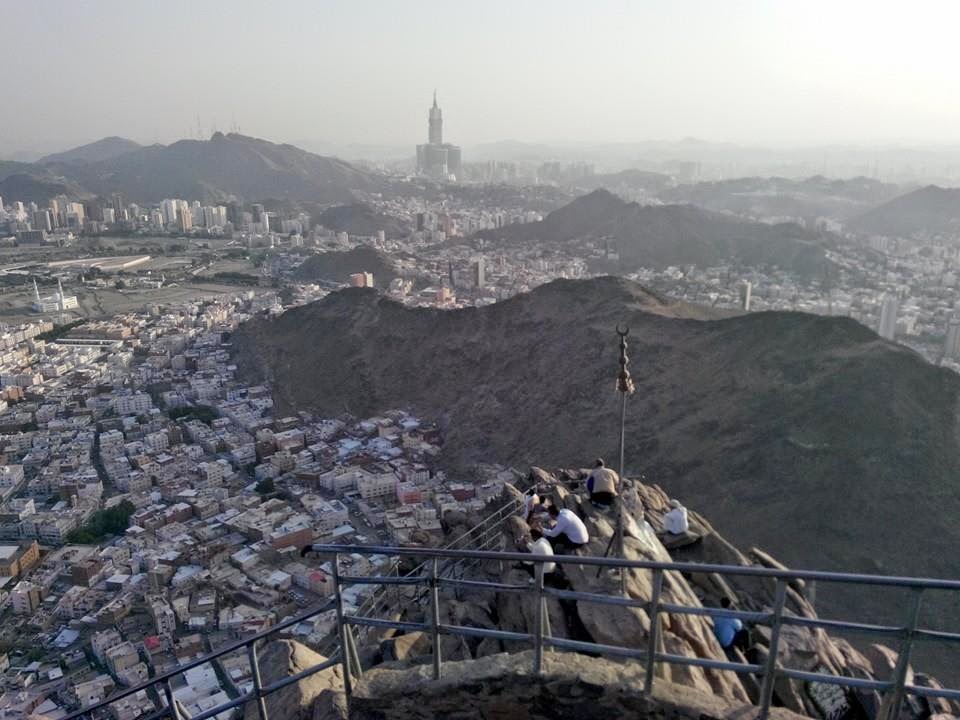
(38, 136), (141, 165)
(0, 170), (89, 205)
(8, 133), (381, 204)
(659, 176), (905, 223)
(233, 277), (960, 652)
(313, 203), (409, 237)
(474, 190), (831, 277)
(292, 247), (399, 286)
(853, 185), (960, 236)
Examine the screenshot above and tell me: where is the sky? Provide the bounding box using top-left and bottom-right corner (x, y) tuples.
(3, 0), (960, 156)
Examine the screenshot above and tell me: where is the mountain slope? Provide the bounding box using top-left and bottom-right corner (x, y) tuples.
(659, 175), (905, 222)
(853, 185), (960, 236)
(39, 136), (142, 165)
(0, 161), (90, 204)
(313, 203), (409, 237)
(233, 277), (960, 592)
(47, 132), (381, 204)
(475, 190), (830, 276)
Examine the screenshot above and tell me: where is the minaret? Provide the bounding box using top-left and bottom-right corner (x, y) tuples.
(428, 91), (443, 145)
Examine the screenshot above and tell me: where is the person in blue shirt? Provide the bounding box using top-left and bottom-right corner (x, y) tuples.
(713, 597), (750, 653)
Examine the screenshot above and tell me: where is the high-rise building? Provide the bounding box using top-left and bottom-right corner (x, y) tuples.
(945, 318), (960, 360)
(877, 295), (898, 340)
(161, 199), (178, 226)
(32, 210), (52, 232)
(177, 207), (193, 232)
(429, 92), (443, 145)
(739, 281), (752, 312)
(473, 257), (486, 288)
(416, 92), (462, 180)
(48, 199), (61, 228)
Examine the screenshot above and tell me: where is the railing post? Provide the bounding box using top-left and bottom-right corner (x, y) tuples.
(758, 579), (788, 720)
(162, 678), (182, 720)
(247, 640), (270, 720)
(882, 587), (924, 720)
(533, 561), (546, 674)
(331, 552), (354, 698)
(430, 557), (443, 680)
(644, 568), (664, 695)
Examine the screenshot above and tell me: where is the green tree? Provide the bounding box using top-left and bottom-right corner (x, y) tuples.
(255, 478), (275, 495)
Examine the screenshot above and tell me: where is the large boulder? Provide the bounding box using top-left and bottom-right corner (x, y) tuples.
(500, 469), (750, 704)
(349, 649), (810, 720)
(244, 640), (343, 720)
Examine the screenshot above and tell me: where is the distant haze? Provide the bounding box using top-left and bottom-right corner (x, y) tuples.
(4, 0), (960, 157)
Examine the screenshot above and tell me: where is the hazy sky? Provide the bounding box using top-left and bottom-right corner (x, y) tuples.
(3, 0), (960, 155)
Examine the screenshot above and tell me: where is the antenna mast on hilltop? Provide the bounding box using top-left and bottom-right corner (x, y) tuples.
(615, 325), (635, 594)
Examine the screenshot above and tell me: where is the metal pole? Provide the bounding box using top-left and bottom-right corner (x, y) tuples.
(162, 679), (182, 720)
(430, 558), (442, 680)
(247, 641), (270, 720)
(758, 580), (788, 720)
(534, 562), (546, 674)
(883, 587), (924, 720)
(615, 325), (634, 597)
(345, 624), (363, 681)
(617, 391), (627, 596)
(644, 568), (664, 695)
(331, 552), (354, 698)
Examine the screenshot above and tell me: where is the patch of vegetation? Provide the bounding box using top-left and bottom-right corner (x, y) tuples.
(168, 404), (218, 425)
(36, 320), (86, 342)
(65, 500), (135, 544)
(255, 478), (275, 495)
(212, 271), (260, 285)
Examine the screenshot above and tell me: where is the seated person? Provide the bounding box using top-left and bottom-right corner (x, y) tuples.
(663, 499), (689, 535)
(586, 458), (619, 506)
(518, 527), (556, 582)
(542, 504), (589, 553)
(713, 597), (750, 654)
(521, 487), (542, 523)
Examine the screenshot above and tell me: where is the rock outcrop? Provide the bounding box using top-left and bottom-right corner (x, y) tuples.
(243, 640), (344, 720)
(345, 649), (809, 720)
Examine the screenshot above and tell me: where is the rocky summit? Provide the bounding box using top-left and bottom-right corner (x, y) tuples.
(232, 276), (960, 660)
(268, 467), (959, 720)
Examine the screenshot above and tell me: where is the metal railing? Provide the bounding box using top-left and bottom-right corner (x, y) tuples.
(320, 544), (960, 720)
(64, 541), (960, 720)
(318, 488), (526, 654)
(63, 598), (339, 720)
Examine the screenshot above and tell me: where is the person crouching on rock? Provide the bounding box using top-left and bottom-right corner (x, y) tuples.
(713, 597), (750, 656)
(586, 457), (619, 507)
(663, 499), (689, 535)
(542, 504), (589, 554)
(514, 527), (557, 584)
(521, 487), (542, 523)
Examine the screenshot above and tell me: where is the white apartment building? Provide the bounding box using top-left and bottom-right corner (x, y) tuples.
(114, 393), (153, 416)
(357, 472), (398, 501)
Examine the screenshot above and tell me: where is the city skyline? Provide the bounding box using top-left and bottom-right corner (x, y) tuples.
(4, 0), (960, 158)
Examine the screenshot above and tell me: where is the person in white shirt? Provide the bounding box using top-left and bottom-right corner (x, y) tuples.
(521, 488), (541, 523)
(520, 528), (557, 582)
(663, 499), (689, 535)
(542, 504), (589, 553)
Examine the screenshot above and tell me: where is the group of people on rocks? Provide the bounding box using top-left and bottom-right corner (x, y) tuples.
(515, 460), (748, 655)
